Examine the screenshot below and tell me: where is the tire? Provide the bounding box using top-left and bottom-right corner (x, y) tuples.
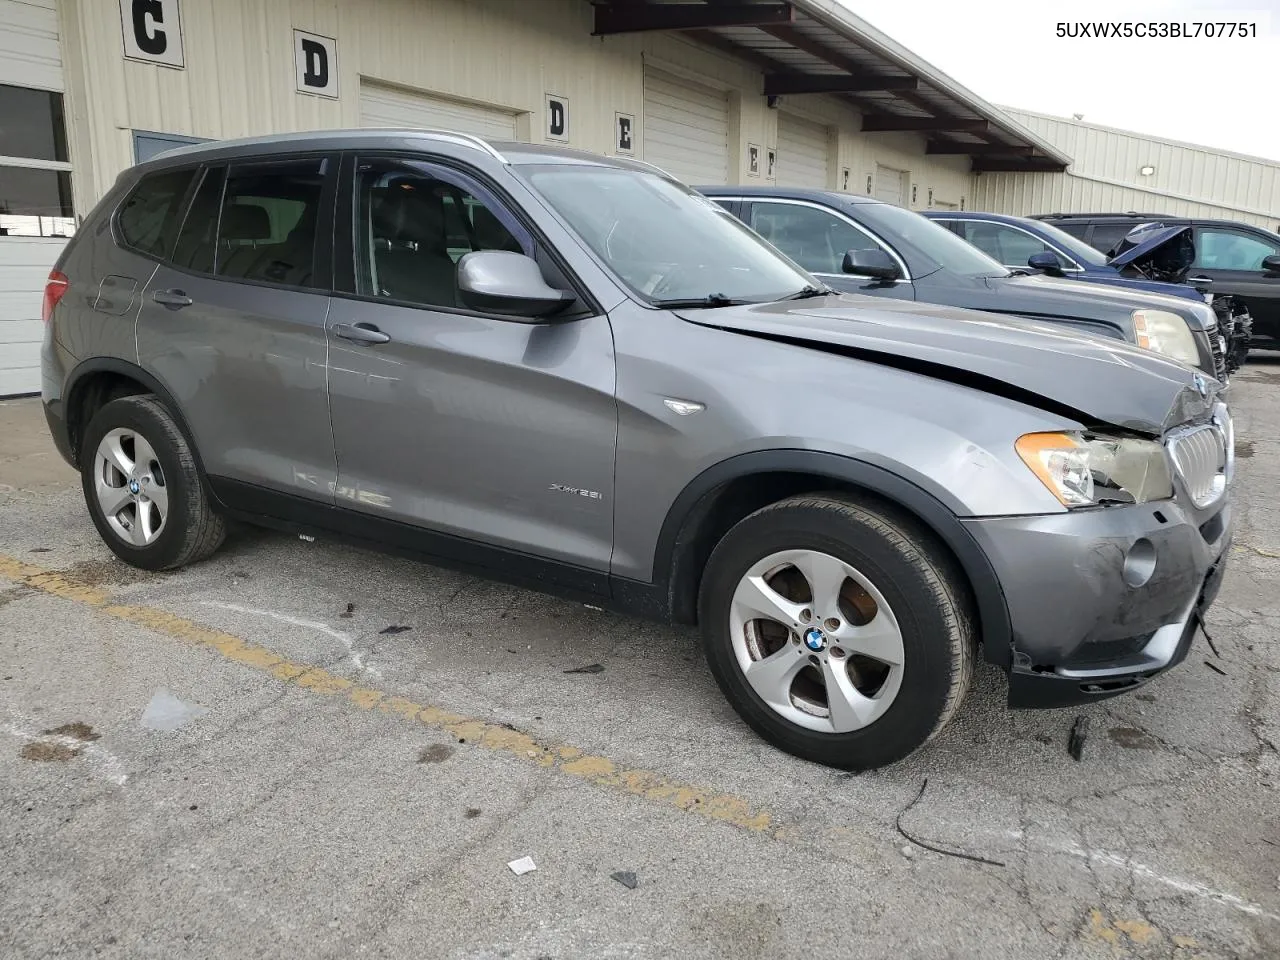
(698, 493), (973, 770)
(80, 395), (226, 571)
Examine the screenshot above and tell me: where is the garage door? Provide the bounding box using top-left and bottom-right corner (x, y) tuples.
(642, 68), (729, 186)
(873, 164), (907, 206)
(1, 0), (69, 397)
(359, 82), (519, 141)
(775, 114), (830, 188)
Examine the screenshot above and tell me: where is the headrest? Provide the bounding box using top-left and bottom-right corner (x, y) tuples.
(222, 203), (271, 241)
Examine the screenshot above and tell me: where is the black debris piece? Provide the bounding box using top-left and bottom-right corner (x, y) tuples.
(28, 548), (51, 553)
(340, 602), (355, 619)
(465, 808), (481, 819)
(1068, 716), (1089, 761)
(564, 663), (605, 674)
(611, 871), (638, 889)
(1204, 660), (1228, 677)
(1197, 614), (1221, 658)
(895, 779), (1004, 867)
(380, 625), (412, 635)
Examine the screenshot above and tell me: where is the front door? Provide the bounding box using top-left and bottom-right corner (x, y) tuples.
(745, 199), (915, 300)
(136, 156), (338, 500)
(1191, 223), (1280, 345)
(325, 156), (617, 572)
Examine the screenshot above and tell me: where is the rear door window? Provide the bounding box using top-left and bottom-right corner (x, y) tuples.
(1086, 223), (1135, 256)
(171, 166), (225, 273)
(116, 168), (196, 257)
(215, 158), (326, 288)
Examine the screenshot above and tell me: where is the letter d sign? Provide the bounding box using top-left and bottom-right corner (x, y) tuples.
(294, 30), (338, 98)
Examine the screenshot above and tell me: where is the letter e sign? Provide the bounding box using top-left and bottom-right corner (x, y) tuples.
(295, 30), (338, 98)
(119, 0), (185, 68)
(546, 94), (569, 142)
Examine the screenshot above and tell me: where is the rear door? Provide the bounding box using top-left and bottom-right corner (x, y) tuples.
(323, 154), (618, 573)
(1190, 223), (1280, 344)
(744, 199), (915, 300)
(136, 155), (338, 501)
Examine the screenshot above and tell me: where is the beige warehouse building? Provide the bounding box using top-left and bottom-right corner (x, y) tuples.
(1, 0), (1276, 396)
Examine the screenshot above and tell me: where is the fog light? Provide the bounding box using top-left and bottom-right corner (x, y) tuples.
(1123, 538), (1157, 587)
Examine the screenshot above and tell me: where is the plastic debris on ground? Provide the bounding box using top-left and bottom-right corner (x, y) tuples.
(1068, 716), (1089, 761)
(564, 663), (605, 674)
(380, 625), (412, 635)
(140, 690), (209, 732)
(611, 871), (638, 889)
(507, 856), (537, 876)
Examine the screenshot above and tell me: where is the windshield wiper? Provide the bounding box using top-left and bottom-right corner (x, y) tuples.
(651, 292), (741, 309)
(779, 285), (831, 300)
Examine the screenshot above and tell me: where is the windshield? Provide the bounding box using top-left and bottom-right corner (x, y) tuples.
(865, 203), (1010, 278)
(1030, 219), (1110, 267)
(520, 165), (815, 304)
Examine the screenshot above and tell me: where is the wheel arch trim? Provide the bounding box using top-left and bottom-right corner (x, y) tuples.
(62, 357), (209, 482)
(652, 449), (1013, 667)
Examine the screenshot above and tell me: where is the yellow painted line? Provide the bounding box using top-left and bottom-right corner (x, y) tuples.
(0, 554), (773, 833)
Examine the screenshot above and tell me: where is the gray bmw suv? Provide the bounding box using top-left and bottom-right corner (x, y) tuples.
(41, 131), (1233, 769)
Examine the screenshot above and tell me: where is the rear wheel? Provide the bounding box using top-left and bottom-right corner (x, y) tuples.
(699, 493), (973, 770)
(81, 395), (225, 571)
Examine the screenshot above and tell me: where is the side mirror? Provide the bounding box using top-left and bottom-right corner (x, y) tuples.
(457, 251), (575, 320)
(1027, 250), (1064, 275)
(1262, 254), (1280, 275)
(841, 248), (901, 282)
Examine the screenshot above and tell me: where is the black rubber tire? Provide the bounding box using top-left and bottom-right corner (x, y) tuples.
(698, 493), (974, 771)
(80, 395), (226, 571)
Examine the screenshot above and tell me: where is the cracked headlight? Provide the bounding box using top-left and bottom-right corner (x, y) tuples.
(1016, 432), (1173, 507)
(1132, 309), (1200, 366)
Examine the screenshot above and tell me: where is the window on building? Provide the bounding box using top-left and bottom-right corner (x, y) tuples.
(116, 168), (195, 258)
(355, 160), (529, 309)
(0, 83), (75, 238)
(215, 159), (325, 287)
(1194, 227), (1280, 272)
(749, 201), (885, 275)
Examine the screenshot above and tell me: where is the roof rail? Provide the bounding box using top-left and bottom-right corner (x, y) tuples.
(413, 129), (506, 162)
(1035, 211), (1175, 219)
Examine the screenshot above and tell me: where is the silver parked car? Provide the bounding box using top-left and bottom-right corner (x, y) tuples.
(41, 131), (1233, 769)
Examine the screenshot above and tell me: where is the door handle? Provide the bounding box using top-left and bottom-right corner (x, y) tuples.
(333, 322), (391, 345)
(152, 288), (193, 308)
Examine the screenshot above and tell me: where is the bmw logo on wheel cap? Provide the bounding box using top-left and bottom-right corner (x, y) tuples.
(803, 627), (827, 652)
(128, 479), (141, 495)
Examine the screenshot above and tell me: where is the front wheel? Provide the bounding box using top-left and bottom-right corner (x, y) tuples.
(80, 395), (226, 571)
(698, 494), (973, 770)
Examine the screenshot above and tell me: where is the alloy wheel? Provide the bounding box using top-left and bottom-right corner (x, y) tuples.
(727, 548), (905, 733)
(93, 427), (168, 546)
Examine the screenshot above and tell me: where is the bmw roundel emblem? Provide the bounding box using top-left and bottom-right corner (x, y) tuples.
(803, 627), (827, 652)
(128, 479), (141, 495)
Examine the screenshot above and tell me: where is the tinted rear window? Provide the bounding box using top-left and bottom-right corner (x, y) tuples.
(116, 168), (195, 257)
(214, 159), (325, 287)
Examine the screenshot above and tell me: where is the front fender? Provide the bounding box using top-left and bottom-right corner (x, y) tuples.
(650, 449), (1014, 667)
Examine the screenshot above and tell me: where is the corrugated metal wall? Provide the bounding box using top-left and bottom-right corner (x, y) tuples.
(975, 108), (1280, 228)
(58, 0), (972, 213)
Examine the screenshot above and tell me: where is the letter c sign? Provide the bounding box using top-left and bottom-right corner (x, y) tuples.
(119, 0), (185, 68)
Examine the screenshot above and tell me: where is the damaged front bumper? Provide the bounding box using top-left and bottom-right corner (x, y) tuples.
(962, 492), (1231, 709)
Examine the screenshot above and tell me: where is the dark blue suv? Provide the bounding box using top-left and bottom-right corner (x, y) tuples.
(924, 211), (1205, 302)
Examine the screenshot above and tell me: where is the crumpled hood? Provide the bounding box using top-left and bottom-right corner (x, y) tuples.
(1108, 224), (1193, 268)
(678, 294), (1218, 435)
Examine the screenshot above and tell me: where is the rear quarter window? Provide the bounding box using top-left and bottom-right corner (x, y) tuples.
(116, 168), (196, 258)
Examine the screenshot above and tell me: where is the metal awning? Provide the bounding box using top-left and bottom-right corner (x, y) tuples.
(590, 0), (1070, 172)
